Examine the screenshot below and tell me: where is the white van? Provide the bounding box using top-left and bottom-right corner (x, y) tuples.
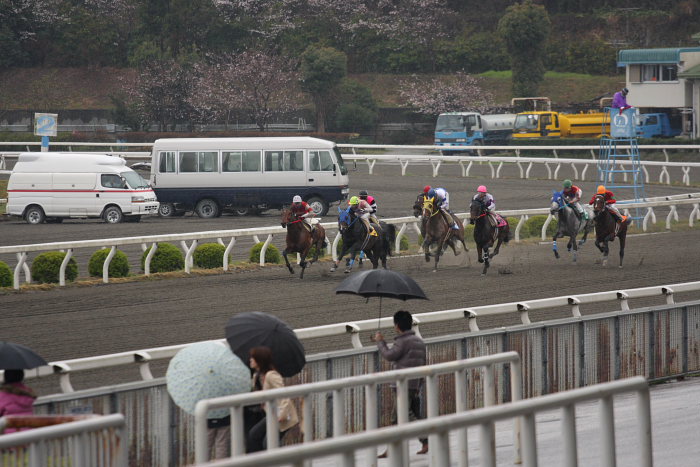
(150, 137), (350, 217)
(7, 152), (159, 224)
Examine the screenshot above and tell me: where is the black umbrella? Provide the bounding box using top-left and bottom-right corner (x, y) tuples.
(334, 269), (429, 327)
(225, 312), (306, 378)
(0, 341), (48, 370)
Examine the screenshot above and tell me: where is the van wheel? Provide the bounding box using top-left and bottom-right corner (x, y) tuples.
(158, 203), (176, 217)
(104, 206), (124, 224)
(306, 196), (329, 216)
(195, 199), (219, 218)
(26, 206), (46, 224)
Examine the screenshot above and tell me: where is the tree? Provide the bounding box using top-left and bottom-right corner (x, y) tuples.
(329, 78), (378, 133)
(398, 72), (493, 115)
(299, 45), (347, 133)
(497, 0), (551, 97)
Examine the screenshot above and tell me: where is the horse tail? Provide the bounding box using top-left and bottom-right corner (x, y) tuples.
(383, 223), (396, 256)
(503, 221), (512, 243)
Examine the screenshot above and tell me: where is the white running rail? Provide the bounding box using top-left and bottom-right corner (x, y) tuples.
(194, 352), (523, 465)
(197, 376), (651, 467)
(10, 280), (700, 394)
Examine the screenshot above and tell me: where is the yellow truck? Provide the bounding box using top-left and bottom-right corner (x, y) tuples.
(512, 111), (609, 139)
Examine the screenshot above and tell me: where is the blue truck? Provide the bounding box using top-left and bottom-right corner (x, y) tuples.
(636, 113), (682, 138)
(435, 112), (515, 153)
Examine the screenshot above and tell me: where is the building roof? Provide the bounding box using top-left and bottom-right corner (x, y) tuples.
(617, 47), (700, 66)
(678, 63), (700, 79)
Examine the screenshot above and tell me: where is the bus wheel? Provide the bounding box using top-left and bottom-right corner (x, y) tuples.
(306, 196), (329, 216)
(25, 206), (46, 224)
(195, 199), (219, 218)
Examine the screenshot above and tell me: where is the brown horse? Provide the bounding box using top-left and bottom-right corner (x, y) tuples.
(592, 194), (628, 268)
(421, 196), (468, 271)
(281, 209), (327, 279)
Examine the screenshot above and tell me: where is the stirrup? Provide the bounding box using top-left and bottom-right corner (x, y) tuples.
(369, 228), (378, 237)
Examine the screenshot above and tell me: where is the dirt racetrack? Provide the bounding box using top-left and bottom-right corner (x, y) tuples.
(1, 163), (700, 395)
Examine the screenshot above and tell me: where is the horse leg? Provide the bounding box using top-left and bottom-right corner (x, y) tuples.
(481, 248), (490, 275)
(477, 245), (484, 263)
(331, 243), (349, 272)
(618, 231), (626, 268)
(552, 232), (561, 259)
(282, 248), (295, 275)
(345, 246), (360, 273)
(432, 241), (443, 272)
(570, 235), (578, 263)
(424, 237), (431, 262)
(602, 240), (610, 267)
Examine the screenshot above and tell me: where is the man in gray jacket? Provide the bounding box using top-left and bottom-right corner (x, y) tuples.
(373, 310), (428, 457)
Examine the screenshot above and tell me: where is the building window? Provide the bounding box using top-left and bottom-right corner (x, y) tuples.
(639, 64), (677, 82)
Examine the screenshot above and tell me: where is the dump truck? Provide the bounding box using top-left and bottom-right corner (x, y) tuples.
(512, 111), (609, 139)
(435, 112), (515, 152)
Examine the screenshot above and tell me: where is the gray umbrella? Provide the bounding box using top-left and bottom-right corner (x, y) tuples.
(0, 341), (47, 370)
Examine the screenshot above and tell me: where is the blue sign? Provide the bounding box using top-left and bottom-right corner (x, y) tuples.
(609, 108), (636, 138)
(34, 113), (58, 137)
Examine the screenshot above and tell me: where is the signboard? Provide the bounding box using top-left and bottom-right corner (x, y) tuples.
(34, 113), (58, 137)
(609, 108), (636, 139)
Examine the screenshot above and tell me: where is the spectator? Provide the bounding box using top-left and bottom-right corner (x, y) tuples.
(373, 310), (428, 458)
(246, 347), (299, 453)
(207, 414), (231, 460)
(0, 370), (37, 433)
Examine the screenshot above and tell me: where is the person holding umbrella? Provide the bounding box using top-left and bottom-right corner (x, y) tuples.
(246, 346), (299, 453)
(372, 310), (428, 457)
(0, 370), (37, 432)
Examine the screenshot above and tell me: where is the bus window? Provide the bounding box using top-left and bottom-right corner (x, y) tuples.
(159, 151), (176, 173)
(333, 147), (348, 175)
(222, 151), (242, 172)
(310, 150), (334, 171)
(179, 152), (198, 172)
(198, 151), (218, 172)
(265, 151), (304, 172)
(223, 151), (261, 172)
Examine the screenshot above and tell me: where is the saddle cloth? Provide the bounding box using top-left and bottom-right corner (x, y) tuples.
(493, 213), (507, 227)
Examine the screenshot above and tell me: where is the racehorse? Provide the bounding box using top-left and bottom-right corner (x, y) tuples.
(413, 193), (423, 218)
(592, 194), (628, 268)
(550, 190), (594, 263)
(469, 197), (510, 275)
(421, 196), (468, 272)
(280, 208), (327, 279)
(330, 207), (394, 273)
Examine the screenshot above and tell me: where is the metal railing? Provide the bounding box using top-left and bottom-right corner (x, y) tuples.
(193, 352), (523, 465)
(0, 414), (127, 467)
(2, 194), (699, 290)
(11, 279), (700, 394)
(201, 377), (651, 467)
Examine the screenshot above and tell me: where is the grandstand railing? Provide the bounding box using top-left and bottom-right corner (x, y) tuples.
(193, 352), (522, 464)
(9, 280), (700, 394)
(0, 414), (127, 467)
(200, 377), (651, 467)
(1, 195), (698, 290)
(28, 300), (699, 466)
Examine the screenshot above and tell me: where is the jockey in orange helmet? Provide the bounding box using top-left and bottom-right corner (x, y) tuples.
(589, 185), (628, 223)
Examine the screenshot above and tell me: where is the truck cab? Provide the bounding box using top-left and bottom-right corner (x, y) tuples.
(513, 112), (560, 138)
(435, 112), (484, 152)
(636, 113), (681, 138)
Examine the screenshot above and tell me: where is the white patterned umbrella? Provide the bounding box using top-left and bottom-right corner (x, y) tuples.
(166, 341), (250, 418)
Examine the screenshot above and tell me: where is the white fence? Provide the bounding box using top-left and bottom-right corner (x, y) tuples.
(11, 279), (700, 394)
(0, 414), (127, 467)
(199, 376), (651, 467)
(194, 352), (523, 465)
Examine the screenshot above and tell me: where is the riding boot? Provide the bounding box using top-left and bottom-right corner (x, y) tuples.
(370, 215), (382, 232)
(448, 210), (460, 230)
(361, 218), (376, 239)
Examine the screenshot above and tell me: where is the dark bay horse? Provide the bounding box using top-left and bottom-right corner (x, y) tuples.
(281, 208), (327, 279)
(550, 190), (594, 263)
(421, 196), (468, 272)
(469, 198), (510, 275)
(330, 207), (394, 273)
(592, 194), (628, 268)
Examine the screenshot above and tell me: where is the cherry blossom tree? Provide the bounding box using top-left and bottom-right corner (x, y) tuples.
(398, 72), (494, 115)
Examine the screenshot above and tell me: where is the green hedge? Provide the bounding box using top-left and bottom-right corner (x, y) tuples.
(141, 243), (185, 273)
(524, 215), (558, 238)
(31, 252), (78, 284)
(399, 235), (409, 251)
(0, 261), (12, 287)
(193, 243), (227, 269)
(88, 249), (130, 278)
(249, 243), (281, 264)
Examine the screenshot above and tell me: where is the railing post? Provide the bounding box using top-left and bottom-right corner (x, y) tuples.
(144, 242), (158, 275)
(223, 237), (236, 271)
(562, 404), (578, 467)
(599, 395), (616, 467)
(455, 369), (469, 467)
(259, 234), (273, 266)
(13, 252), (27, 289)
(59, 248), (73, 286)
(636, 387), (653, 467)
(102, 245), (116, 284)
(521, 412), (537, 467)
(481, 364), (496, 467)
(364, 384), (378, 467)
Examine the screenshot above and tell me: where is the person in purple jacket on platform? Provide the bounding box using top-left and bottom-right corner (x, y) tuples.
(612, 87), (632, 114)
(0, 369), (37, 433)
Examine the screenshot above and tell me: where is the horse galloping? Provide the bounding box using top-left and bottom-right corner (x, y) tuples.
(421, 196), (468, 272)
(592, 194), (628, 268)
(550, 191), (594, 263)
(330, 207), (394, 273)
(469, 198), (510, 275)
(281, 208), (327, 279)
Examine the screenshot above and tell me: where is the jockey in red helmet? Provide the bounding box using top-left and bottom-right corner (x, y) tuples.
(291, 195), (316, 231)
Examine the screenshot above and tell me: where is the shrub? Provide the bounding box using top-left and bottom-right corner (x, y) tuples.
(88, 249), (129, 278)
(0, 261), (12, 287)
(307, 243), (327, 259)
(464, 223), (475, 242)
(249, 242), (281, 264)
(399, 235), (410, 251)
(524, 215), (558, 238)
(31, 252), (78, 284)
(141, 243), (185, 273)
(193, 243), (227, 269)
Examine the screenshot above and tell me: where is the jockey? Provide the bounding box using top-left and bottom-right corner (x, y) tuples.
(426, 187), (459, 230)
(291, 195), (315, 231)
(562, 179), (585, 218)
(358, 189), (380, 227)
(473, 185), (500, 226)
(423, 185), (432, 194)
(589, 185), (628, 223)
(348, 196), (377, 238)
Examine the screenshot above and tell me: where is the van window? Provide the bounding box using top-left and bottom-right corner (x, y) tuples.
(223, 151), (261, 172)
(159, 151), (176, 173)
(102, 174), (125, 189)
(309, 150), (335, 172)
(264, 151), (304, 172)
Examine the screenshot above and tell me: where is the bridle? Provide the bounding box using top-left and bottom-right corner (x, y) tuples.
(422, 196), (440, 218)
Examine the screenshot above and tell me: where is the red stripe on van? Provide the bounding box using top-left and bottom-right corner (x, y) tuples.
(7, 189), (155, 193)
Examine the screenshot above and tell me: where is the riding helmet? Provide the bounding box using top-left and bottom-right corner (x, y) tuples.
(597, 185), (606, 194)
(292, 195), (302, 203)
(563, 179), (572, 188)
(426, 189), (436, 198)
(359, 190), (368, 198)
(477, 185), (488, 193)
(349, 196), (359, 205)
(423, 185), (432, 193)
